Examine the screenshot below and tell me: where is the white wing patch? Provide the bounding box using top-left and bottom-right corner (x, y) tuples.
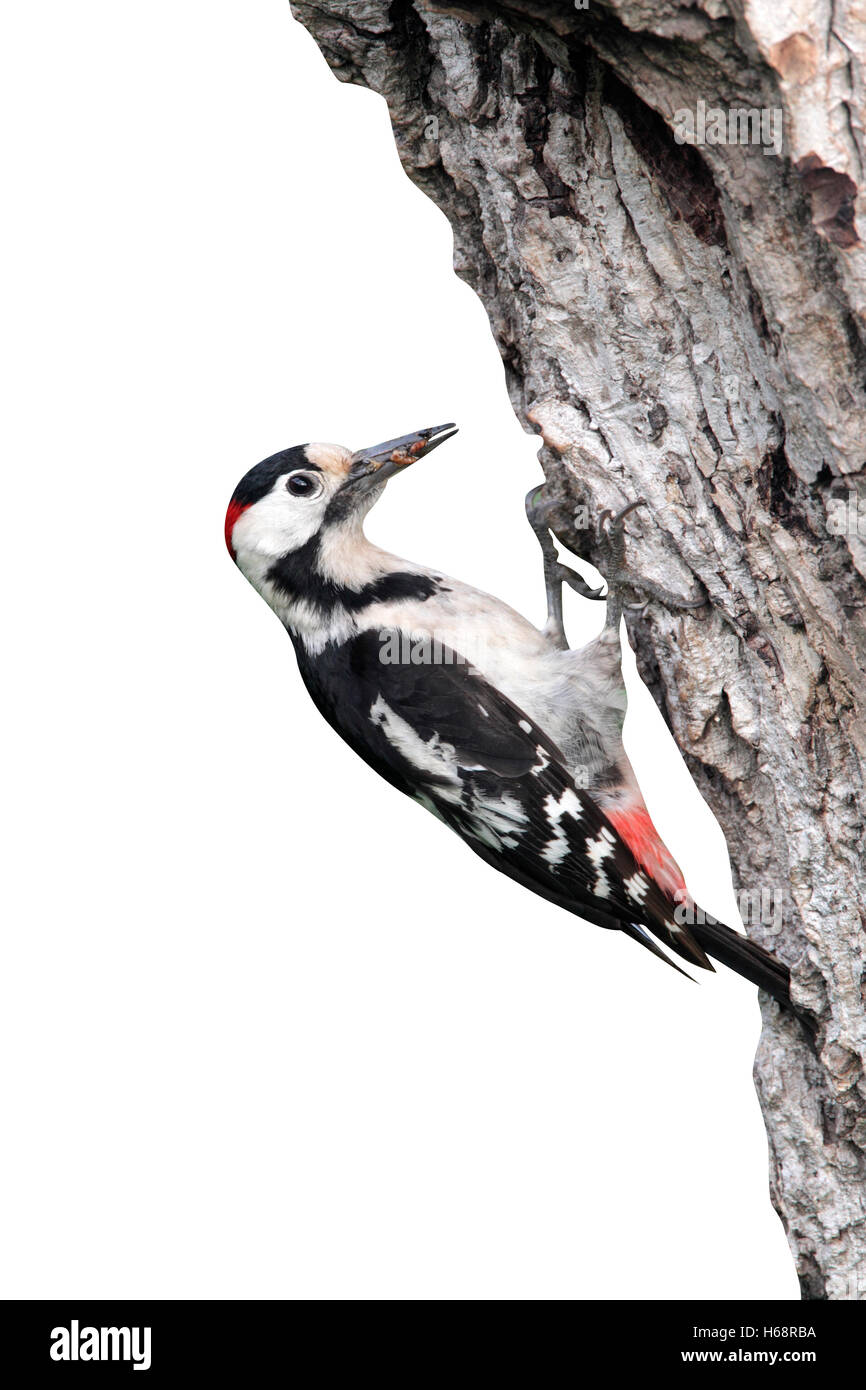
(586, 825), (615, 865)
(586, 825), (616, 899)
(543, 787), (583, 823)
(369, 694), (527, 852)
(414, 791), (446, 823)
(369, 695), (463, 798)
(541, 830), (570, 868)
(532, 743), (550, 775)
(593, 867), (613, 899)
(540, 787), (584, 871)
(623, 870), (650, 905)
(465, 789), (527, 852)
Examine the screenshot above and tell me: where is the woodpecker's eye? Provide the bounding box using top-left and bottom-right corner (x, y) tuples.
(286, 472), (322, 498)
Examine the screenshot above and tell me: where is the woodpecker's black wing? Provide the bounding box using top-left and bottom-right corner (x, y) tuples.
(295, 629), (712, 974)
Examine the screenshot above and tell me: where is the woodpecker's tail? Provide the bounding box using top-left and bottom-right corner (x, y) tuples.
(692, 918), (788, 1003)
(691, 917), (815, 1036)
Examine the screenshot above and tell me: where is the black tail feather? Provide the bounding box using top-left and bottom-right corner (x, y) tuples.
(691, 917), (815, 1034)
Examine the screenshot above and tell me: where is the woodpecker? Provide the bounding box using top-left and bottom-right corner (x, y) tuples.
(225, 424), (798, 1017)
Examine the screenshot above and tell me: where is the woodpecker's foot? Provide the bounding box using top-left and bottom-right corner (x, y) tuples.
(596, 501), (707, 629)
(525, 486), (604, 649)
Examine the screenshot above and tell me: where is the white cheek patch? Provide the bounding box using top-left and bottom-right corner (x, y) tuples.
(231, 483), (326, 559)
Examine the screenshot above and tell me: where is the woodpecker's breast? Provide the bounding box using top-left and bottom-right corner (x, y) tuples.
(352, 579), (621, 785)
(265, 529), (624, 788)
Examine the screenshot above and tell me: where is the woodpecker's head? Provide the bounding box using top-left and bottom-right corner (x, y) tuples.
(225, 425), (457, 626)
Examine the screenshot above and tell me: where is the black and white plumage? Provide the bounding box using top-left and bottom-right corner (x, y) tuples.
(225, 426), (798, 1018)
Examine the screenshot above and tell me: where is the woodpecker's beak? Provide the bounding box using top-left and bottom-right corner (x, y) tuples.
(348, 423), (458, 483)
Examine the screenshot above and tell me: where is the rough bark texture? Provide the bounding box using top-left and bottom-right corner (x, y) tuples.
(291, 0), (866, 1298)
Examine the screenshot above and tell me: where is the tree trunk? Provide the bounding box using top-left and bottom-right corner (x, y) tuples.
(290, 0), (866, 1299)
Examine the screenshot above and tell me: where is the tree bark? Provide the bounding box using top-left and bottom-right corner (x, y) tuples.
(290, 0), (866, 1299)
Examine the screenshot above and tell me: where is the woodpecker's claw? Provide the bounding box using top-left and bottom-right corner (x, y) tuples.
(525, 485), (605, 648)
(599, 499), (648, 535)
(561, 568), (605, 601)
(526, 486), (707, 640)
(595, 499), (708, 628)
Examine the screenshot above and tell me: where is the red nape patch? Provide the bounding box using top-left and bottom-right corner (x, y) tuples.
(224, 498), (250, 558)
(606, 804), (689, 903)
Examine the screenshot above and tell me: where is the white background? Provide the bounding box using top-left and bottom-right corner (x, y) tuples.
(1, 1), (798, 1298)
